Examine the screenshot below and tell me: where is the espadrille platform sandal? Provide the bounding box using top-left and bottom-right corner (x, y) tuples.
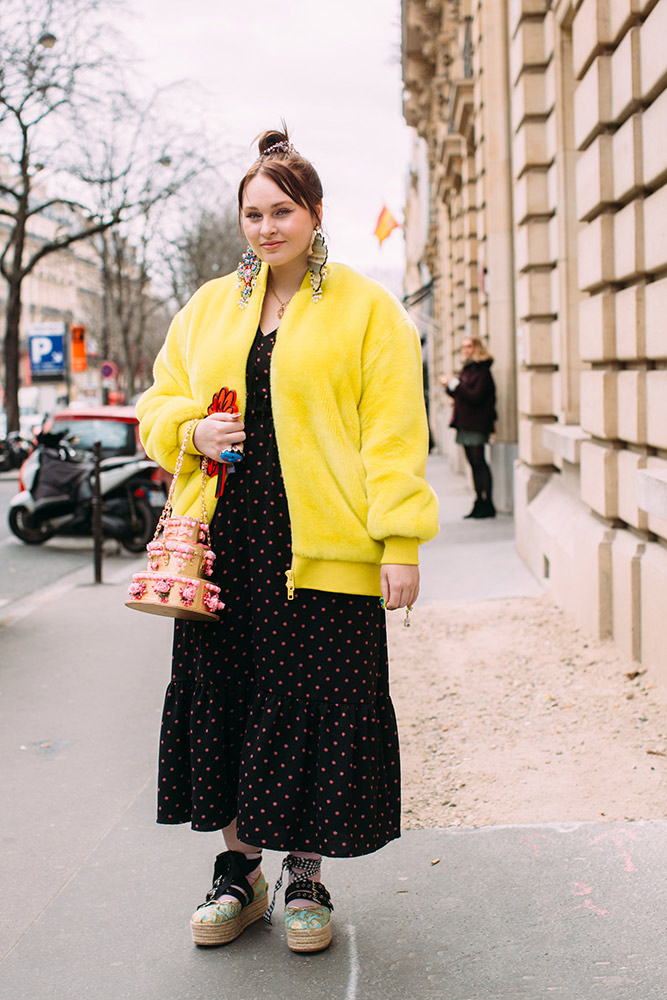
(264, 854), (333, 953)
(190, 850), (268, 946)
(284, 878), (334, 953)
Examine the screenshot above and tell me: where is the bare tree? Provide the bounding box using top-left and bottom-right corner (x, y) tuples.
(0, 0), (237, 427)
(0, 0), (134, 431)
(80, 88), (211, 395)
(165, 203), (244, 309)
(95, 227), (152, 398)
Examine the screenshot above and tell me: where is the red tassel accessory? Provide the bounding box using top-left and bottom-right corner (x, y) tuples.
(205, 387), (243, 497)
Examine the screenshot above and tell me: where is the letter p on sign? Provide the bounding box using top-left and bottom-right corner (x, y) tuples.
(30, 337), (53, 364)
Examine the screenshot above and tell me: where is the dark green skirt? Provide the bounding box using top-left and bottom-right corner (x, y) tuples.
(456, 428), (488, 446)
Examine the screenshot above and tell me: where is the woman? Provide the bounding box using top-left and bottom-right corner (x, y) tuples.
(137, 128), (439, 954)
(442, 337), (497, 519)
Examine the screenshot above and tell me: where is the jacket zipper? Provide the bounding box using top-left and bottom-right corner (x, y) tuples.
(269, 328), (296, 602)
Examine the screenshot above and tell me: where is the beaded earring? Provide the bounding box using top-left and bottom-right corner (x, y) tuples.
(236, 246), (262, 309)
(308, 228), (328, 302)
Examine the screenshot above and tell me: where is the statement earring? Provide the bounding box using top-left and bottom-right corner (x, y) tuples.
(236, 246), (262, 309)
(308, 228), (328, 302)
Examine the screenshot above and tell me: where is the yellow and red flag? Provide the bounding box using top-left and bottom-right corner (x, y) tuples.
(374, 205), (400, 245)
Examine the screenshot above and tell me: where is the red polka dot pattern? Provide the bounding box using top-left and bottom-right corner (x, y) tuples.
(156, 326), (401, 858)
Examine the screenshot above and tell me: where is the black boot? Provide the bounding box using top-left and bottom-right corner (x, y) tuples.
(464, 498), (483, 519)
(473, 498), (496, 519)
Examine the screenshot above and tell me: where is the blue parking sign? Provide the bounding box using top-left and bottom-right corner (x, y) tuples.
(28, 323), (66, 378)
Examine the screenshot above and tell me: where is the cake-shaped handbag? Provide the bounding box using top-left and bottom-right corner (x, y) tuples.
(125, 419), (225, 622)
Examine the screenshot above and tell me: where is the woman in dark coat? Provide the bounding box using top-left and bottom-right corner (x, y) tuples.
(441, 337), (497, 519)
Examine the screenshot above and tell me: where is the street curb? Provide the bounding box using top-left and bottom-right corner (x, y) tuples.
(0, 555), (144, 629)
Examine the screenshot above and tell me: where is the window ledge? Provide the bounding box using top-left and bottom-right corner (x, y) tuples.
(541, 423), (590, 465)
(637, 468), (667, 521)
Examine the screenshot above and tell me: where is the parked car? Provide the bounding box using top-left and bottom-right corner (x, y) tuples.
(17, 404), (169, 507)
(40, 405), (144, 459)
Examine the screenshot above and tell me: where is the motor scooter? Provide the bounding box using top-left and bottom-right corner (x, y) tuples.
(0, 430), (33, 472)
(8, 430), (167, 552)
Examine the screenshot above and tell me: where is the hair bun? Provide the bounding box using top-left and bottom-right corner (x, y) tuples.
(239, 126), (323, 225)
(257, 128), (290, 156)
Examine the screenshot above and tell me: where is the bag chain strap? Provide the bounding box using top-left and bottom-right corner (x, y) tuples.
(152, 419), (210, 545)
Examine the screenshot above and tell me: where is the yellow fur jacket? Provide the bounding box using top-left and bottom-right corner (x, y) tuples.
(136, 261), (439, 597)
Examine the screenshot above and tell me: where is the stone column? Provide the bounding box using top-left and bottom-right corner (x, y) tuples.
(477, 0), (519, 509)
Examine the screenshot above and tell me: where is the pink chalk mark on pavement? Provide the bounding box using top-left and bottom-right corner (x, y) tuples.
(520, 833), (554, 859)
(572, 882), (610, 916)
(588, 828), (637, 873)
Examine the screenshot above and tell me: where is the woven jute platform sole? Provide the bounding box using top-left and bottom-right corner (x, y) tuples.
(285, 914), (333, 953)
(190, 891), (268, 946)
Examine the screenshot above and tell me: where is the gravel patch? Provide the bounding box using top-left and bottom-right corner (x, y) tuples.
(389, 596), (667, 829)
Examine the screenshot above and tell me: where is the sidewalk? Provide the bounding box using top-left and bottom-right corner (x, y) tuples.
(1, 455), (666, 1000)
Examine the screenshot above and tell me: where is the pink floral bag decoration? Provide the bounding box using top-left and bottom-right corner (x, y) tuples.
(125, 419), (225, 622)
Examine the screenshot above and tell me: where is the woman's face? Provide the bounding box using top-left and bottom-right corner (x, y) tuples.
(241, 172), (320, 270)
(461, 339), (474, 361)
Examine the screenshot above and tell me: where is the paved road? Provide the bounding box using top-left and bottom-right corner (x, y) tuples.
(2, 455), (667, 1000)
(0, 472), (145, 615)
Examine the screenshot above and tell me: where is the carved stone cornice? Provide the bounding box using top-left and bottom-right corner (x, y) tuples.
(436, 132), (465, 198)
(402, 0), (439, 85)
(448, 79), (474, 146)
(424, 231), (439, 276)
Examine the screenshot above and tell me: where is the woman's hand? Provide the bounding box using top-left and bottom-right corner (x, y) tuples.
(440, 374), (460, 394)
(381, 564), (420, 610)
(192, 412), (245, 462)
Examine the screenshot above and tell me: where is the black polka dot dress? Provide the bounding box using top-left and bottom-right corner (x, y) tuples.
(157, 326), (401, 858)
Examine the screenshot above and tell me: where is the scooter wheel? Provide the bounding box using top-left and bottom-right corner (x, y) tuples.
(8, 506), (55, 544)
(120, 497), (156, 553)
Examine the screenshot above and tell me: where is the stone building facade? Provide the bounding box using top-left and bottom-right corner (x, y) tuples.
(402, 0), (667, 678)
(0, 179), (106, 411)
(0, 169), (167, 412)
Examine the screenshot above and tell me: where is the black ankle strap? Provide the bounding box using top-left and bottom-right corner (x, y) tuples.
(264, 853), (322, 925)
(199, 850), (262, 910)
(285, 878), (333, 912)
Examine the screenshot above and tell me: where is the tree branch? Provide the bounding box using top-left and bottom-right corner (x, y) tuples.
(21, 210), (121, 277)
(26, 196), (93, 218)
(0, 182), (21, 201)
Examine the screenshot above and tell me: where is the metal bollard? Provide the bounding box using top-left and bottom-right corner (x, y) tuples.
(92, 440), (103, 583)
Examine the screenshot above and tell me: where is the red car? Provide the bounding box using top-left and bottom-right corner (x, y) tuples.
(42, 405), (145, 458)
(11, 404), (169, 550)
(20, 404), (170, 493)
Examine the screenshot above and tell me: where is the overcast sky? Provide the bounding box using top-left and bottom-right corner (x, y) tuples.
(118, 0), (410, 288)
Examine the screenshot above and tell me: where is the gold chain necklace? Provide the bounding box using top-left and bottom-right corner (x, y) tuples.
(268, 278), (293, 319)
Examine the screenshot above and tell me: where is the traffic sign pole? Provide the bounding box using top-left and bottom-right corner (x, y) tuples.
(99, 361), (117, 406)
(92, 441), (103, 583)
